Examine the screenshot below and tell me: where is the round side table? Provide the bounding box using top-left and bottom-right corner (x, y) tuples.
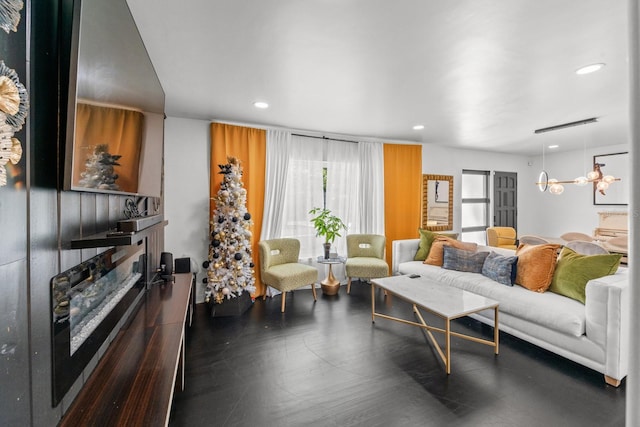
(317, 256), (346, 295)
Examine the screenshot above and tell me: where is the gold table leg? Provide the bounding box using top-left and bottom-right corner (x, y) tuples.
(321, 263), (340, 295)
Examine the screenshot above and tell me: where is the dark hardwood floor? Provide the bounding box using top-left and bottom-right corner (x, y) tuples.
(169, 281), (626, 427)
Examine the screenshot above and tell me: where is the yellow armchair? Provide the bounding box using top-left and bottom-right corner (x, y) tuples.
(345, 234), (389, 294)
(258, 238), (318, 312)
(486, 227), (517, 250)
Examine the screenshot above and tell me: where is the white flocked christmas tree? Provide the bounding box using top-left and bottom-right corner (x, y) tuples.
(204, 156), (256, 304)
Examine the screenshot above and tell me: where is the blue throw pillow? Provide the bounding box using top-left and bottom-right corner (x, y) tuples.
(482, 251), (518, 286)
(442, 246), (488, 273)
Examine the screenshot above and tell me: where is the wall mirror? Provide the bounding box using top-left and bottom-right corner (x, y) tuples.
(593, 152), (628, 206)
(421, 174), (453, 231)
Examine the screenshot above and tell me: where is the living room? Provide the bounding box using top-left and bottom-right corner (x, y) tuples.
(0, 1), (638, 426)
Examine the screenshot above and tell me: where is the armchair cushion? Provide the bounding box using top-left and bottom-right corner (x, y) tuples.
(261, 263), (318, 293)
(345, 257), (389, 278)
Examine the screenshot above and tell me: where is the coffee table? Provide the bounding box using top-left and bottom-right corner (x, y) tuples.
(371, 274), (499, 374)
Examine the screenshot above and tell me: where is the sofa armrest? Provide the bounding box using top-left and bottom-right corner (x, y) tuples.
(392, 239), (420, 275)
(585, 269), (629, 381)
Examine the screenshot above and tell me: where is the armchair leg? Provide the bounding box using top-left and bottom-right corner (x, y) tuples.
(311, 283), (317, 301)
(281, 291), (287, 312)
(347, 277), (352, 294)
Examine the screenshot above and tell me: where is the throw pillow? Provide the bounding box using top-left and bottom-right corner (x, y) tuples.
(442, 245), (488, 273)
(482, 251), (518, 286)
(549, 247), (622, 304)
(413, 228), (459, 261)
(514, 243), (562, 292)
(424, 236), (477, 266)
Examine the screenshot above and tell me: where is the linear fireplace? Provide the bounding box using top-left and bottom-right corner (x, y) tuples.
(50, 244), (146, 406)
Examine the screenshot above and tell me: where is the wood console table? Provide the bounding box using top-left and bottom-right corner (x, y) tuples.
(59, 273), (194, 427)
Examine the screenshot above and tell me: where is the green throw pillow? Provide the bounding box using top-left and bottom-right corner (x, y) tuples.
(549, 247), (622, 304)
(413, 228), (458, 261)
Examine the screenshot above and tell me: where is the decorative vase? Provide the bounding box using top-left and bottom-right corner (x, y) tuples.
(323, 242), (331, 259)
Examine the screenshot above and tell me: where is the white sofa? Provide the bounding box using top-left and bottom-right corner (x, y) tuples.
(392, 238), (630, 386)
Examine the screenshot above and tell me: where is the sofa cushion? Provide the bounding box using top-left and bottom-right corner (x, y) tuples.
(414, 229), (458, 261)
(549, 247), (622, 304)
(482, 251), (518, 286)
(514, 243), (561, 292)
(442, 246), (488, 273)
(396, 261), (586, 337)
(425, 237), (477, 266)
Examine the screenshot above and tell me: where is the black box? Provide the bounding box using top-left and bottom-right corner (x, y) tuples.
(175, 257), (191, 273)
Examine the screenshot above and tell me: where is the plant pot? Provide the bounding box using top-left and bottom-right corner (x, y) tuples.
(209, 292), (253, 317)
(323, 242), (331, 259)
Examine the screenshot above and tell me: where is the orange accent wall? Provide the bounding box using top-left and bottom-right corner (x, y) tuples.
(383, 144), (422, 267)
(210, 123), (267, 296)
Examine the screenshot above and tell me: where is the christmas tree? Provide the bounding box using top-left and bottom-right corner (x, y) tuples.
(78, 144), (121, 190)
(204, 156), (256, 304)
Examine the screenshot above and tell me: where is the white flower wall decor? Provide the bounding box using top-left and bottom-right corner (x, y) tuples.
(0, 60), (28, 186)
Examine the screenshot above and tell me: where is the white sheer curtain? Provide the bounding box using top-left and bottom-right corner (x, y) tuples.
(261, 132), (385, 287)
(326, 139), (360, 257)
(261, 130), (292, 240)
(280, 135), (325, 260)
(358, 141), (385, 234)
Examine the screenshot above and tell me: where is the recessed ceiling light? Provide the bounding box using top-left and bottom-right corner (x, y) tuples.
(575, 63), (605, 75)
(412, 125), (424, 130)
(253, 101), (269, 109)
(548, 144), (559, 149)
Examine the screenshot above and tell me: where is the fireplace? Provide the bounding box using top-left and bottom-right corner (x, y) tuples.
(50, 244), (146, 406)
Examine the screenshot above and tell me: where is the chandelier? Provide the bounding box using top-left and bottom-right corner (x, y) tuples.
(534, 118), (621, 195)
(536, 164), (621, 195)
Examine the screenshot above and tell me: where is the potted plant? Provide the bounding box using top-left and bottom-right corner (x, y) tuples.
(309, 207), (347, 259)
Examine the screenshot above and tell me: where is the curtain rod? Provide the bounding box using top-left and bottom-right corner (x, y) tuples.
(292, 133), (359, 144)
(534, 117), (598, 134)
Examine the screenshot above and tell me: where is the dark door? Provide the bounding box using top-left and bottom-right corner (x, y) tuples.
(493, 172), (517, 228)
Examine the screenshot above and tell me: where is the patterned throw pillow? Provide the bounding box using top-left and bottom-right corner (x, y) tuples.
(425, 236), (478, 266)
(442, 245), (488, 273)
(482, 251), (518, 286)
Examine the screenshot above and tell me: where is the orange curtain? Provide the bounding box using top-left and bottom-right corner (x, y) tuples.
(383, 144), (422, 267)
(74, 103), (144, 193)
(210, 123), (267, 297)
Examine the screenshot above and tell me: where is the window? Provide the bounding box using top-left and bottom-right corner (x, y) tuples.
(461, 170), (490, 244)
(280, 136), (359, 259)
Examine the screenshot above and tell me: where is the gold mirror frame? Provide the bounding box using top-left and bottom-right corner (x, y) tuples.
(421, 174), (453, 231)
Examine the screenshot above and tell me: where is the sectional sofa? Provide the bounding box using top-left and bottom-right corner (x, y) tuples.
(392, 238), (630, 386)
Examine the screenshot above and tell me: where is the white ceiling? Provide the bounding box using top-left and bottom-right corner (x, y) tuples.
(126, 0), (630, 155)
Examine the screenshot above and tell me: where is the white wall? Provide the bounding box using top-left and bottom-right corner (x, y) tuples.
(422, 143), (536, 236)
(164, 117), (211, 302)
(524, 143), (629, 237)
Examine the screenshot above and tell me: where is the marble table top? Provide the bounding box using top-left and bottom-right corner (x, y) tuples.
(372, 274), (499, 319)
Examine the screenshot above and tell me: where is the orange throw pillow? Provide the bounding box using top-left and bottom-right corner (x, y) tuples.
(514, 243), (562, 292)
(424, 236), (478, 266)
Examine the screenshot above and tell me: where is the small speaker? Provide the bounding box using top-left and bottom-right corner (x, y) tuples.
(175, 257), (191, 273)
(160, 252), (174, 282)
